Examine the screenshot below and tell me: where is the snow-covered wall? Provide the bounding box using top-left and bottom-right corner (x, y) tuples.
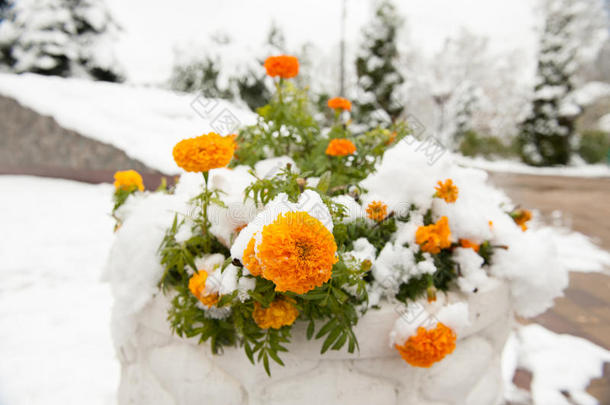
(0, 73), (256, 174)
(0, 94), (153, 174)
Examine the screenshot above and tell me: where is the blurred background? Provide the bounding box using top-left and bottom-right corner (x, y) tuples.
(0, 0), (609, 404)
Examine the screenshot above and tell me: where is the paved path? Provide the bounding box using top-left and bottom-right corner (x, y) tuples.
(488, 172), (610, 402)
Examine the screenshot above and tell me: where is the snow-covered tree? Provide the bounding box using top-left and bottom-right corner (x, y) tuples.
(519, 0), (608, 165)
(0, 0), (123, 81)
(66, 0), (123, 81)
(354, 0), (404, 125)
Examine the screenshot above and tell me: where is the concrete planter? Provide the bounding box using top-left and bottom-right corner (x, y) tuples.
(115, 280), (512, 405)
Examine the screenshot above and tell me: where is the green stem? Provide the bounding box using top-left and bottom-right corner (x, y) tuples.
(202, 171), (211, 252)
(276, 78), (283, 104)
(333, 109), (341, 126)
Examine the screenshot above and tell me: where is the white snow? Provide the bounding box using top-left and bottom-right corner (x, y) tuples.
(457, 155), (610, 178)
(0, 176), (118, 405)
(104, 0), (538, 85)
(1, 166), (609, 404)
(503, 324), (610, 405)
(0, 73), (256, 174)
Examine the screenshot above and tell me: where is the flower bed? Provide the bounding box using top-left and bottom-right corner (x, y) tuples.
(106, 55), (569, 404)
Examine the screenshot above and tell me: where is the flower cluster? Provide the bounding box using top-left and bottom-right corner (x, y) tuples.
(115, 54), (544, 376)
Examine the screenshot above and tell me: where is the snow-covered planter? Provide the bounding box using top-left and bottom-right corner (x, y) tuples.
(106, 55), (569, 404)
(114, 283), (511, 405)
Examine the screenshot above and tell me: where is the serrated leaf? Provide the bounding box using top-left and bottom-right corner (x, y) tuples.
(306, 320), (315, 340)
(263, 354), (271, 376)
(321, 327), (341, 354)
(331, 333), (347, 351)
(268, 349), (285, 366)
(315, 319), (336, 339)
(244, 342), (255, 364)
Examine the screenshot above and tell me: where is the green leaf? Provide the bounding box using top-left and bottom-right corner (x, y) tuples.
(321, 327), (341, 354)
(315, 319), (336, 339)
(306, 320), (315, 340)
(263, 354), (271, 376)
(331, 333), (348, 351)
(316, 171), (332, 194)
(244, 342), (255, 364)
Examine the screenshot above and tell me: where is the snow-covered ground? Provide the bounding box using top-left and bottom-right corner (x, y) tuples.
(0, 73), (255, 174)
(503, 324), (610, 405)
(0, 176), (117, 405)
(0, 174), (608, 405)
(457, 156), (610, 178)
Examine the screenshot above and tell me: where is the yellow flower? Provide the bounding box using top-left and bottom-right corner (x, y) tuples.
(511, 209), (532, 231)
(245, 211), (338, 294)
(172, 132), (236, 172)
(113, 170), (144, 192)
(188, 270), (220, 308)
(252, 298), (299, 329)
(395, 322), (457, 368)
(366, 200), (388, 222)
(459, 238), (480, 252)
(325, 138), (356, 156)
(242, 236), (263, 277)
(434, 179), (458, 203)
(415, 216), (452, 254)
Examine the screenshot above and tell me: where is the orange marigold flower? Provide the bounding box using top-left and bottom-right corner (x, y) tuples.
(386, 131), (397, 145)
(366, 200), (388, 222)
(325, 138), (356, 157)
(113, 170), (144, 192)
(252, 298), (299, 329)
(254, 211), (338, 294)
(511, 209), (532, 231)
(242, 236), (263, 277)
(415, 216), (452, 254)
(459, 238), (480, 252)
(264, 55), (299, 79)
(188, 270), (220, 307)
(395, 322), (457, 367)
(172, 132), (236, 172)
(327, 97), (352, 111)
(434, 179), (459, 203)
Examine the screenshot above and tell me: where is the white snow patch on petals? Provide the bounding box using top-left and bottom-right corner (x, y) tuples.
(230, 190), (333, 268)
